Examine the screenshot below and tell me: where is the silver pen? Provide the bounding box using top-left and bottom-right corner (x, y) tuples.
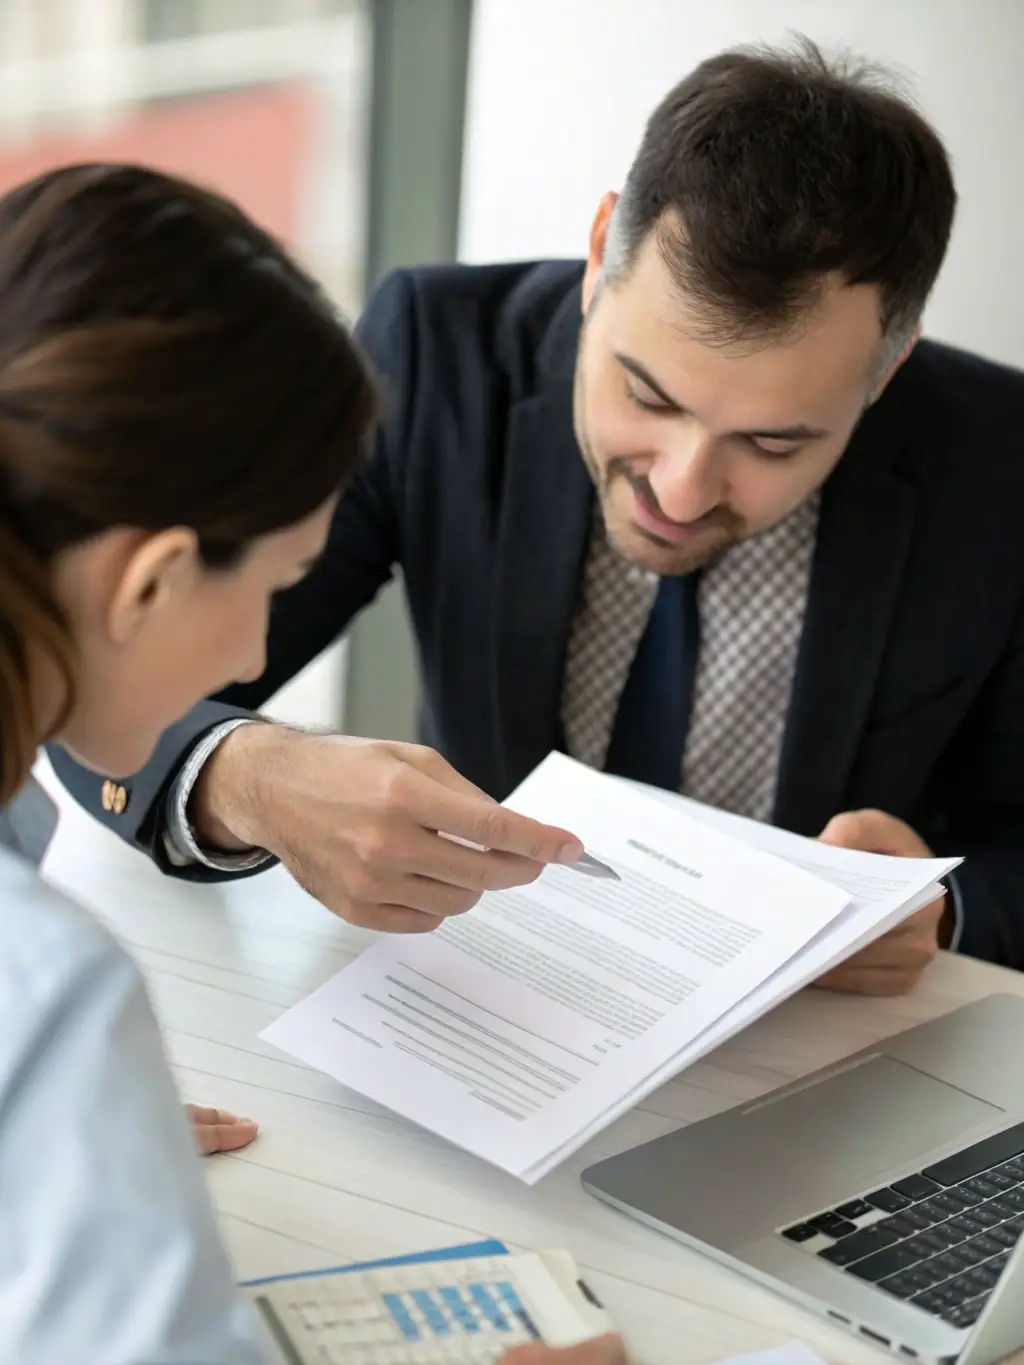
(441, 832), (620, 880)
(567, 851), (621, 881)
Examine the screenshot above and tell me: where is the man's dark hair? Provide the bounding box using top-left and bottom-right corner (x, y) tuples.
(604, 37), (957, 355)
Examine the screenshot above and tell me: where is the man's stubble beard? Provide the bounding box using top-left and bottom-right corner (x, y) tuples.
(572, 365), (743, 577)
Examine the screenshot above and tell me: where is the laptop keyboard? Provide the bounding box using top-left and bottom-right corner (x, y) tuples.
(779, 1120), (1024, 1331)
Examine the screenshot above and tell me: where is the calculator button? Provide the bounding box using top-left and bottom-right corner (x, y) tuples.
(467, 1283), (508, 1330)
(382, 1293), (420, 1341)
(406, 1345), (446, 1365)
(346, 1300), (389, 1322)
(440, 1286), (481, 1333)
(496, 1282), (541, 1339)
(365, 1320), (397, 1342)
(411, 1290), (452, 1335)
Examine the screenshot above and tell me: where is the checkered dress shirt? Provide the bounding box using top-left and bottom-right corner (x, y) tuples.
(561, 494), (821, 821)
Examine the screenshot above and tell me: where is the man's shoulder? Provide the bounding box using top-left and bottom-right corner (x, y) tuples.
(881, 339), (1024, 491)
(361, 259), (585, 392)
(381, 257), (584, 322)
(898, 338), (1024, 422)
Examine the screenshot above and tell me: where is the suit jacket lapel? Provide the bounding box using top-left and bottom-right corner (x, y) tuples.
(492, 287), (593, 795)
(774, 400), (917, 834)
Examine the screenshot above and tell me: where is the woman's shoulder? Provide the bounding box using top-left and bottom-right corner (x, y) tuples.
(0, 844), (135, 1027)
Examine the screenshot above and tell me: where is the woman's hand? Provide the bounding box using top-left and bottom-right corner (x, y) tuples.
(185, 1103), (259, 1155)
(502, 1336), (628, 1365)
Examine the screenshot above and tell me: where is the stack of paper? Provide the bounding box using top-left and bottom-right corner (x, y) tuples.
(262, 753), (960, 1183)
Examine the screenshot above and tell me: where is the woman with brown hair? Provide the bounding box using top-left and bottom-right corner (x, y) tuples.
(0, 160), (377, 1361)
(0, 162), (625, 1365)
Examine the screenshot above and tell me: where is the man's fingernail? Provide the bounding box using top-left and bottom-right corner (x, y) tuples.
(557, 840), (585, 863)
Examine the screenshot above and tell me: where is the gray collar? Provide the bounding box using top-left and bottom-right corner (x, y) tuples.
(0, 777), (58, 868)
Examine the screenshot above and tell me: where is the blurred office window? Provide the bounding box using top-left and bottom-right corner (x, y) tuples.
(140, 1), (356, 45)
(0, 0), (371, 727)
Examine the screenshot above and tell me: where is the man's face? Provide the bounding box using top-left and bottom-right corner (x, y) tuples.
(575, 216), (889, 575)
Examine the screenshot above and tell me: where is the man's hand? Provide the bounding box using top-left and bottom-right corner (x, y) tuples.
(814, 809), (950, 997)
(502, 1335), (627, 1365)
(191, 726), (584, 933)
(186, 1104), (259, 1155)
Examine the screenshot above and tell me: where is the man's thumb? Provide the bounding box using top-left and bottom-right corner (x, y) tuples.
(819, 811), (862, 846)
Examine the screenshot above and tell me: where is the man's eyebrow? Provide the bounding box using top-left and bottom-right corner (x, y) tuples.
(616, 353), (830, 441)
(740, 422), (832, 442)
(615, 353), (684, 409)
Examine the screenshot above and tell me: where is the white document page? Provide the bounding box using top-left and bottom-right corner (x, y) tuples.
(262, 754), (852, 1180)
(526, 779), (961, 1181)
(530, 878), (953, 1181)
(625, 778), (960, 991)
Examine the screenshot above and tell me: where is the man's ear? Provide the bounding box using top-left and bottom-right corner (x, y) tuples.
(870, 324), (922, 404)
(106, 528), (200, 645)
(582, 191), (619, 315)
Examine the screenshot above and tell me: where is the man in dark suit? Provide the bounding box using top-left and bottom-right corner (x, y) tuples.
(51, 41), (1024, 991)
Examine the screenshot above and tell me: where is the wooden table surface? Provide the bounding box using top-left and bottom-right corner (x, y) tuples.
(37, 759), (1024, 1365)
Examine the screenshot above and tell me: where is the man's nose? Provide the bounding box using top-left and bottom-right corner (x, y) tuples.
(648, 427), (724, 523)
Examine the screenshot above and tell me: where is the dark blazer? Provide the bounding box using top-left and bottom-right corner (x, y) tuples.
(50, 261), (1024, 966)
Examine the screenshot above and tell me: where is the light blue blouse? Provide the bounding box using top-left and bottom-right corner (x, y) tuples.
(0, 779), (266, 1363)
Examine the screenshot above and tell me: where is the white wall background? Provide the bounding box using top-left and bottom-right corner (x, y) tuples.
(460, 0), (1024, 369)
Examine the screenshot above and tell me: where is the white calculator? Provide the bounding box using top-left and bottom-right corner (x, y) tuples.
(243, 1248), (612, 1365)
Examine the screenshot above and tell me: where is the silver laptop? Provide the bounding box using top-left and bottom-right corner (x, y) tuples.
(582, 993), (1024, 1365)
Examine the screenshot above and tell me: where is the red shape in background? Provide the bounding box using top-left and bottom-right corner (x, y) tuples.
(0, 81), (318, 243)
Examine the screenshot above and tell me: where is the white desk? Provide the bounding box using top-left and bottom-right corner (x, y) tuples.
(36, 759), (1024, 1365)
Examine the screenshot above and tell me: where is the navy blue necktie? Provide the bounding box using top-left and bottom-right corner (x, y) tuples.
(603, 573), (699, 790)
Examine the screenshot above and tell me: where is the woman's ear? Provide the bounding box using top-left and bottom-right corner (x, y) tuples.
(106, 528), (200, 645)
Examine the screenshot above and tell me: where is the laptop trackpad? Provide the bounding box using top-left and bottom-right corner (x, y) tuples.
(755, 1054), (1003, 1182)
